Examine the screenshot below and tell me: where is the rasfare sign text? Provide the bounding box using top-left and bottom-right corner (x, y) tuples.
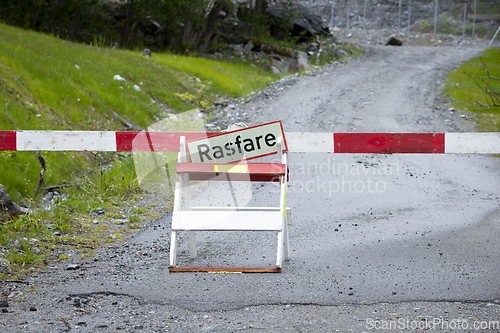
(187, 121), (287, 163)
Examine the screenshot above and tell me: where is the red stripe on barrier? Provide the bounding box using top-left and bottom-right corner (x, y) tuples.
(0, 131), (16, 151)
(334, 133), (445, 154)
(115, 131), (218, 152)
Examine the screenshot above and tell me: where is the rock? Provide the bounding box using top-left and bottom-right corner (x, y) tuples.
(13, 240), (24, 251)
(335, 49), (348, 58)
(113, 75), (126, 83)
(66, 264), (81, 270)
(386, 36), (403, 46)
(308, 42), (318, 51)
(93, 207), (105, 215)
(141, 48), (151, 57)
(266, 3), (330, 41)
(133, 85), (141, 91)
(73, 297), (81, 307)
(0, 259), (10, 274)
(224, 122), (247, 132)
(29, 306), (37, 311)
(0, 184), (29, 218)
(243, 41), (254, 52)
(270, 66), (281, 75)
(295, 51), (310, 71)
(0, 298), (8, 308)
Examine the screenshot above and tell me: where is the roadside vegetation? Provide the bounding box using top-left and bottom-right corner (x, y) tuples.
(445, 47), (500, 132)
(0, 21), (353, 278)
(0, 23), (280, 278)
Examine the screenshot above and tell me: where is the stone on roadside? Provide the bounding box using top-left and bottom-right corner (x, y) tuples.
(0, 259), (9, 275)
(66, 264), (81, 270)
(0, 298), (8, 308)
(386, 36), (403, 46)
(94, 207), (105, 215)
(0, 184), (29, 218)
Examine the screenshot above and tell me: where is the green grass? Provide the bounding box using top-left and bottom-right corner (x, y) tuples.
(155, 55), (277, 97)
(445, 48), (500, 131)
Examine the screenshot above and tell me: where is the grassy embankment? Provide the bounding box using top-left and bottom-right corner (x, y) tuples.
(0, 23), (280, 277)
(445, 47), (500, 132)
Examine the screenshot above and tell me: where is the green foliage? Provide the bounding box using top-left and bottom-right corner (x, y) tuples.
(0, 0), (215, 51)
(316, 41), (363, 67)
(476, 3), (500, 15)
(131, 206), (148, 215)
(413, 15), (487, 37)
(128, 215), (143, 223)
(445, 48), (500, 131)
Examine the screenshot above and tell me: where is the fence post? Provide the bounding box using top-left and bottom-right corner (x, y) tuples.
(346, 3), (350, 39)
(472, 0), (477, 38)
(462, 3), (467, 40)
(407, 5), (411, 46)
(398, 0), (402, 30)
(490, 26), (500, 46)
(363, 0), (367, 30)
(330, 0), (335, 28)
(433, 0), (438, 35)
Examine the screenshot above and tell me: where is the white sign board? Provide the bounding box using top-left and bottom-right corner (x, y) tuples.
(187, 121), (287, 163)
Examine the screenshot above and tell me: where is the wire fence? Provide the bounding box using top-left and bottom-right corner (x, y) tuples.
(309, 0), (500, 44)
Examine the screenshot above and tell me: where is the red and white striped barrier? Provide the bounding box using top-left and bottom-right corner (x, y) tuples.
(1, 131), (500, 154)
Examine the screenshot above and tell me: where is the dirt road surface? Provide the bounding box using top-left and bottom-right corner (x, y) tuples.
(2, 45), (500, 332)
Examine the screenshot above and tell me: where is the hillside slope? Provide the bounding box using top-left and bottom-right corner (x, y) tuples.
(0, 23), (279, 202)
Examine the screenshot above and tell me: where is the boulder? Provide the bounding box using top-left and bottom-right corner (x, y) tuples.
(266, 3), (330, 41)
(0, 184), (29, 218)
(295, 51), (310, 71)
(386, 36), (403, 46)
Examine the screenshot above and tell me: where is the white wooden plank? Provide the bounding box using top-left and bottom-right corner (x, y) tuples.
(286, 132), (334, 153)
(17, 131), (116, 151)
(445, 133), (500, 154)
(172, 211), (282, 231)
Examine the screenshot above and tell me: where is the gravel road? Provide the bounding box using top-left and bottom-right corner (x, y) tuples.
(2, 43), (500, 332)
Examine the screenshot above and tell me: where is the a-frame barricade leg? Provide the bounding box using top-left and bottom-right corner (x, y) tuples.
(169, 136), (291, 272)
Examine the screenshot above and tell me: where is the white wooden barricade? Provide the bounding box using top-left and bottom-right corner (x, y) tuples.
(169, 136), (291, 272)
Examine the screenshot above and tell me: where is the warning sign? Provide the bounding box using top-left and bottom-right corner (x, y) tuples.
(187, 121), (287, 163)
